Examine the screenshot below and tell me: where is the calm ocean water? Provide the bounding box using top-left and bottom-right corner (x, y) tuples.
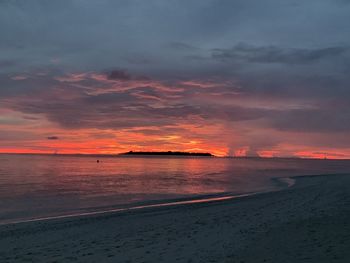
(1, 154), (350, 224)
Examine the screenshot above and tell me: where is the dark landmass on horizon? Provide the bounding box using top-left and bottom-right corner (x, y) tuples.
(122, 151), (213, 157)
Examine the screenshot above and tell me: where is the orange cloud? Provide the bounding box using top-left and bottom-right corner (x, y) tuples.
(2, 72), (350, 160)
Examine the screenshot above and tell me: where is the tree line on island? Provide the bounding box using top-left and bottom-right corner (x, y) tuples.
(122, 151), (213, 157)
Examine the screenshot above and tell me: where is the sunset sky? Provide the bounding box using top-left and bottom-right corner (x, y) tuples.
(1, 0), (350, 158)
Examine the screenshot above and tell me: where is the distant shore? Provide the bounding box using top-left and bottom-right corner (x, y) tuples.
(122, 151), (213, 157)
(1, 173), (349, 262)
(3, 152), (350, 161)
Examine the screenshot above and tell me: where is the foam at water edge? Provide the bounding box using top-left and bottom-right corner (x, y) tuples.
(276, 177), (296, 188)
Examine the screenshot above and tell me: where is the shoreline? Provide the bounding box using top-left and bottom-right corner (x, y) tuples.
(0, 176), (295, 226)
(1, 173), (349, 262)
(5, 173), (346, 227)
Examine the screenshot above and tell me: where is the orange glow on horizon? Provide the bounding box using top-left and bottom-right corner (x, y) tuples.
(2, 144), (350, 159)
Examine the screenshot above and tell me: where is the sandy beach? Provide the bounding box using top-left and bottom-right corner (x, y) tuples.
(1, 174), (349, 263)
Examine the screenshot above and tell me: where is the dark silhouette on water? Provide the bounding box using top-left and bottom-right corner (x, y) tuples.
(122, 151), (213, 157)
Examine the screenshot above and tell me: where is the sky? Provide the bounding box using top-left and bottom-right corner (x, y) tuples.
(1, 0), (350, 158)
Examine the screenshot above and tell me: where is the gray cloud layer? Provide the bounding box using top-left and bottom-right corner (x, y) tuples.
(1, 0), (350, 155)
(212, 45), (348, 64)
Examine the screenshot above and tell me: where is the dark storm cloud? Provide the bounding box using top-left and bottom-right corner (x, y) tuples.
(47, 136), (59, 140)
(105, 69), (151, 82)
(107, 70), (132, 81)
(212, 44), (348, 64)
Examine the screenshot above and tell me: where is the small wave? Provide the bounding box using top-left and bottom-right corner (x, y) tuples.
(276, 177), (296, 187)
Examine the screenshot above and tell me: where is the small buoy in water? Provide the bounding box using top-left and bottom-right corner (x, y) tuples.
(97, 160), (100, 163)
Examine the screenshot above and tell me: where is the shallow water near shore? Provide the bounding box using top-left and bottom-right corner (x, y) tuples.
(1, 154), (350, 224)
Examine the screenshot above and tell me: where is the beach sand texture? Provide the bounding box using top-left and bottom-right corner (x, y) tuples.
(0, 174), (349, 263)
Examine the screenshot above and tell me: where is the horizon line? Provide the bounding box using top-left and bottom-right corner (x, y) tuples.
(1, 152), (349, 161)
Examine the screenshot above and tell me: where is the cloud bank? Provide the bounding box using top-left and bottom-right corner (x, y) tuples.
(1, 0), (350, 158)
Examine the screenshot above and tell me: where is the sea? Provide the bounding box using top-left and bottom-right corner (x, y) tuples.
(1, 154), (350, 225)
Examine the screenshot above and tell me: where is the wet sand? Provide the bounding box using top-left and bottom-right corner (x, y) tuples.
(0, 174), (349, 262)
